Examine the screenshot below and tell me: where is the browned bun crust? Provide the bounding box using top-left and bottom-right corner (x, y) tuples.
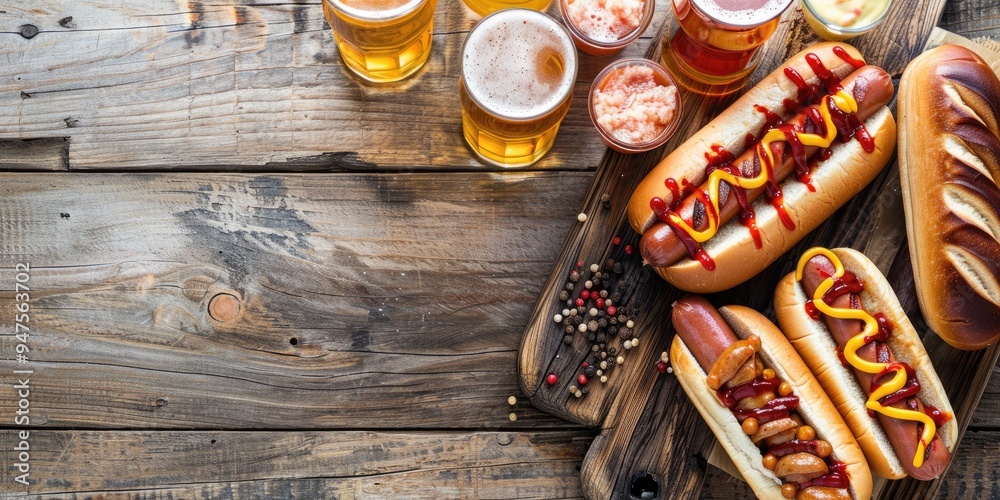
(626, 42), (866, 235)
(774, 248), (958, 479)
(656, 107), (895, 293)
(670, 305), (872, 500)
(898, 44), (1000, 350)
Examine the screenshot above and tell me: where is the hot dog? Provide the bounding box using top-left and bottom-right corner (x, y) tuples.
(774, 247), (957, 480)
(670, 296), (872, 499)
(627, 42), (896, 293)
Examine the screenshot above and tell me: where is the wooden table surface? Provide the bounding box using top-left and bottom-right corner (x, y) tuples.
(0, 0), (998, 498)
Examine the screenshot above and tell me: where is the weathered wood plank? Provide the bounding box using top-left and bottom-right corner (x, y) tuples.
(0, 138), (67, 171)
(0, 0), (672, 171)
(940, 0), (1000, 40)
(0, 430), (594, 497)
(0, 172), (595, 429)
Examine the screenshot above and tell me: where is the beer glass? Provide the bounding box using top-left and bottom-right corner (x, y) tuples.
(322, 0), (437, 83)
(459, 9), (578, 168)
(661, 0), (792, 93)
(462, 0), (551, 18)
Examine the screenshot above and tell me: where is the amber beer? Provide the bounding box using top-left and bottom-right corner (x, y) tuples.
(322, 0), (437, 82)
(663, 0), (792, 86)
(462, 0), (551, 17)
(459, 9), (577, 168)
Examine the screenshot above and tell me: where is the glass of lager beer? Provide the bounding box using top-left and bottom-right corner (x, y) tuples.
(459, 9), (578, 168)
(462, 0), (551, 17)
(322, 0), (437, 83)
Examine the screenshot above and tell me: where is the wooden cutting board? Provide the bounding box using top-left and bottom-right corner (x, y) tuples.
(516, 2), (1000, 498)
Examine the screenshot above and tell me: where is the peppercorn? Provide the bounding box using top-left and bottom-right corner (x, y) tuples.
(578, 374), (589, 386)
(580, 386), (589, 396)
(565, 282), (574, 291)
(564, 325), (574, 334)
(559, 290), (569, 301)
(590, 263), (599, 273)
(546, 373), (558, 385)
(596, 333), (606, 343)
(600, 193), (611, 203)
(656, 361), (667, 373)
(587, 333), (596, 343)
(584, 365), (596, 378)
(587, 320), (598, 332)
(570, 270), (580, 282)
(563, 335), (573, 345)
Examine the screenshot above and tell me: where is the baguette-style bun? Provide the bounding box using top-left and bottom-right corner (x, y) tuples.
(656, 107), (896, 293)
(774, 248), (958, 479)
(670, 305), (872, 500)
(627, 42), (866, 235)
(898, 44), (1000, 350)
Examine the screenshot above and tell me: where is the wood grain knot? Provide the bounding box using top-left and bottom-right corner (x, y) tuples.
(208, 293), (241, 322)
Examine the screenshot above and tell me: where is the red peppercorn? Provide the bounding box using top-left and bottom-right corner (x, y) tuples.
(607, 306), (617, 316)
(580, 290), (590, 300)
(575, 298), (585, 307)
(596, 298), (605, 309)
(582, 362), (589, 368)
(546, 373), (558, 385)
(613, 237), (621, 245)
(577, 261), (584, 269)
(625, 245), (633, 255)
(578, 374), (589, 386)
(656, 361), (667, 373)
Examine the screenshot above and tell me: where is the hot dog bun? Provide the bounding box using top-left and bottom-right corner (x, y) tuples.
(657, 106), (895, 293)
(898, 44), (1000, 350)
(671, 304), (872, 500)
(774, 247), (958, 479)
(628, 42), (866, 235)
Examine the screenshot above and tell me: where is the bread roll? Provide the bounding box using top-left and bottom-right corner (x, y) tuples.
(898, 44), (1000, 350)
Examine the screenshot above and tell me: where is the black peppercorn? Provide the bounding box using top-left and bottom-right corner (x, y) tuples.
(584, 365), (597, 378)
(563, 335), (573, 345)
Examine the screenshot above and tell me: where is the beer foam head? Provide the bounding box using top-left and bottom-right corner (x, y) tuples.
(462, 10), (578, 120)
(692, 0), (792, 27)
(330, 0), (424, 20)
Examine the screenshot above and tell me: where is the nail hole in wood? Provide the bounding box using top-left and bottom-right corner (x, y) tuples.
(289, 337), (298, 345)
(629, 471), (659, 499)
(19, 24), (39, 39)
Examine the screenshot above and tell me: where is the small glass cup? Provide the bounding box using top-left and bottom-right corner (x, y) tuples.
(559, 0), (656, 56)
(459, 9), (578, 168)
(462, 0), (552, 17)
(322, 0), (437, 83)
(589, 58), (682, 154)
(800, 0), (892, 41)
